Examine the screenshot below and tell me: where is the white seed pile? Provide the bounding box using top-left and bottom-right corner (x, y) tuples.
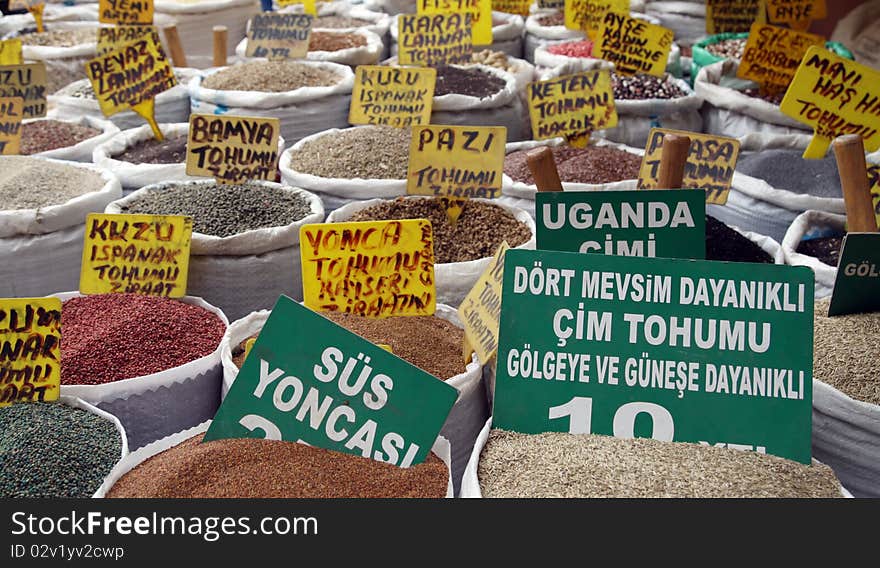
(478, 429), (842, 498)
(814, 299), (880, 405)
(0, 157), (105, 211)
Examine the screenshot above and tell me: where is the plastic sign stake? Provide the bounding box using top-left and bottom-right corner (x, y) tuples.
(827, 234), (880, 316)
(494, 249), (815, 464)
(246, 13), (313, 60)
(0, 62), (47, 119)
(0, 298), (61, 406)
(275, 0), (317, 15)
(300, 219), (437, 318)
(99, 0), (154, 25)
(527, 70), (617, 146)
(407, 125), (507, 199)
(80, 213), (193, 297)
(185, 114), (281, 184)
(766, 0), (826, 32)
(349, 65), (436, 128)
(593, 13), (674, 77)
(705, 0), (766, 34)
(398, 13), (473, 67)
(780, 46), (880, 159)
(97, 25), (157, 56)
(0, 40), (23, 65)
(457, 241), (509, 364)
(11, 0), (46, 32)
(0, 97), (23, 155)
(564, 0), (629, 39)
(737, 23), (823, 92)
(418, 0), (492, 46)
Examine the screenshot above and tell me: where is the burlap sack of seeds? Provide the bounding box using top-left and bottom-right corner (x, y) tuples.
(780, 210), (846, 299)
(235, 28), (384, 66)
(56, 292), (229, 451)
(0, 158), (122, 298)
(153, 0), (259, 65)
(25, 114), (119, 162)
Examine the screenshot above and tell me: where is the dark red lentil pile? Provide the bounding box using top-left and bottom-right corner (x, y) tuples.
(434, 65), (506, 98)
(796, 236), (843, 267)
(20, 119), (101, 155)
(61, 294), (226, 385)
(111, 134), (189, 164)
(504, 145), (642, 185)
(106, 435), (449, 498)
(347, 197), (532, 263)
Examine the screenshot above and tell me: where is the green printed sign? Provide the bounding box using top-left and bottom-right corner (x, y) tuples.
(494, 249), (814, 464)
(828, 233), (880, 316)
(536, 190), (706, 259)
(205, 296), (458, 467)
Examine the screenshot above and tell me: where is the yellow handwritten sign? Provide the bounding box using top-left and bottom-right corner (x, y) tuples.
(0, 97), (23, 155)
(246, 13), (313, 60)
(418, 0), (492, 46)
(706, 0), (766, 34)
(638, 128), (741, 205)
(99, 0), (154, 25)
(565, 0), (629, 39)
(593, 13), (674, 77)
(407, 125), (507, 199)
(737, 23), (823, 91)
(766, 0), (825, 31)
(0, 40), (23, 65)
(275, 0), (317, 15)
(0, 298), (61, 407)
(97, 25), (157, 56)
(349, 65), (436, 128)
(398, 13), (473, 66)
(300, 220), (436, 318)
(491, 0), (530, 16)
(868, 164), (880, 231)
(780, 46), (880, 158)
(185, 114), (281, 184)
(538, 0), (564, 7)
(457, 241), (508, 364)
(80, 213), (193, 297)
(0, 63), (47, 119)
(84, 30), (176, 140)
(527, 70), (618, 146)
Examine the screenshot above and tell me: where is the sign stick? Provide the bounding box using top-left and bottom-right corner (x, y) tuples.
(213, 26), (228, 67)
(526, 146), (563, 192)
(833, 134), (878, 233)
(657, 133), (690, 189)
(30, 3), (45, 33)
(162, 25), (188, 67)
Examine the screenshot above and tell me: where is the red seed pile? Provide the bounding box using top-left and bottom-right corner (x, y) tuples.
(21, 119), (101, 155)
(61, 294), (226, 386)
(547, 40), (593, 58)
(106, 435), (449, 498)
(504, 145), (642, 185)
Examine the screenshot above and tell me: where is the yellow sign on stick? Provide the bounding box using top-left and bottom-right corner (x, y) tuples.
(398, 13), (473, 66)
(638, 127), (741, 205)
(737, 23), (823, 91)
(780, 46), (880, 159)
(418, 0), (492, 46)
(593, 13), (674, 77)
(11, 0), (45, 32)
(457, 241), (508, 364)
(97, 25), (157, 56)
(185, 114), (281, 184)
(407, 125), (507, 199)
(766, 0), (826, 32)
(300, 219), (437, 318)
(0, 62), (47, 119)
(99, 0), (154, 25)
(491, 0), (530, 16)
(0, 97), (23, 155)
(246, 13), (313, 60)
(0, 40), (23, 65)
(275, 0), (317, 15)
(706, 0), (766, 34)
(527, 69), (618, 146)
(80, 213), (193, 297)
(84, 29), (176, 140)
(349, 65), (436, 128)
(564, 0), (629, 39)
(0, 298), (61, 407)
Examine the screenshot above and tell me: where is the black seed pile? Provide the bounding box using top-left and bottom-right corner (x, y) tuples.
(705, 215), (774, 263)
(797, 236), (843, 267)
(120, 182), (314, 238)
(434, 65), (506, 98)
(736, 149), (842, 198)
(0, 402), (121, 498)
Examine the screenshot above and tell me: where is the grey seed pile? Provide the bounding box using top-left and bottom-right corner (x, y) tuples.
(736, 149), (841, 197)
(202, 61), (341, 92)
(478, 429), (842, 498)
(0, 402), (121, 498)
(0, 156), (105, 210)
(289, 126), (411, 179)
(705, 38), (746, 59)
(18, 28), (96, 47)
(120, 182), (313, 238)
(814, 298), (880, 405)
(611, 72), (687, 100)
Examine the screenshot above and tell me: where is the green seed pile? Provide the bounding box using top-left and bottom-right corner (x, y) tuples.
(289, 126), (411, 179)
(0, 156), (105, 210)
(202, 61), (341, 92)
(478, 429), (842, 498)
(119, 182), (313, 238)
(0, 402), (121, 498)
(814, 299), (880, 405)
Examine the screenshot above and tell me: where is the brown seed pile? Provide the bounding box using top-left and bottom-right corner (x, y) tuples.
(19, 28), (96, 46)
(20, 119), (101, 155)
(814, 298), (880, 405)
(537, 12), (565, 26)
(309, 30), (366, 51)
(705, 38), (747, 59)
(289, 126), (411, 179)
(504, 145), (642, 185)
(314, 15), (372, 28)
(611, 72), (687, 100)
(743, 87), (786, 106)
(435, 65), (506, 98)
(202, 61), (341, 92)
(348, 197), (532, 263)
(106, 435), (449, 498)
(0, 156), (105, 210)
(112, 134), (189, 164)
(478, 429), (843, 498)
(233, 313), (468, 379)
(471, 49), (518, 74)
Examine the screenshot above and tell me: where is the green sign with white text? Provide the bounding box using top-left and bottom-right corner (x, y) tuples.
(536, 189), (706, 259)
(205, 296), (458, 466)
(494, 250), (814, 464)
(828, 233), (880, 316)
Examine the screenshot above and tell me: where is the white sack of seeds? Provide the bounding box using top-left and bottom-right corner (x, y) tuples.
(533, 38), (679, 77)
(26, 114), (119, 162)
(781, 210), (845, 299)
(235, 28), (384, 66)
(644, 1), (706, 46)
(522, 12), (585, 63)
(153, 0), (259, 63)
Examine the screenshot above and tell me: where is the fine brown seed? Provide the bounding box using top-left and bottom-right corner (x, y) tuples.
(289, 125), (411, 179)
(20, 119), (101, 155)
(309, 30), (366, 51)
(504, 145), (642, 185)
(202, 61), (342, 92)
(814, 298), (880, 405)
